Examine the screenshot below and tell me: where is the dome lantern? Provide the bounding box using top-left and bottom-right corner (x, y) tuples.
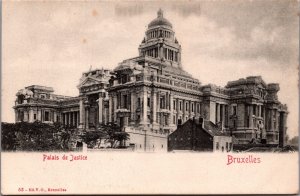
(157, 8), (163, 18)
(148, 9), (172, 29)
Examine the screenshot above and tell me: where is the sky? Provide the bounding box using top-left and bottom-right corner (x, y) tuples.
(2, 0), (299, 137)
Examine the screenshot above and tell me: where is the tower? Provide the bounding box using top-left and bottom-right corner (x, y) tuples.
(138, 9), (182, 68)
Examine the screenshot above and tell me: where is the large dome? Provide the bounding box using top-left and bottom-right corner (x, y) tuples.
(148, 9), (172, 28)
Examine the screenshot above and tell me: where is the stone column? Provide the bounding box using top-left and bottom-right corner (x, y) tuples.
(24, 111), (28, 122)
(142, 89), (148, 124)
(216, 103), (220, 123)
(249, 105), (253, 128)
(170, 93), (174, 125)
(275, 110), (278, 131)
(225, 105), (228, 127)
(65, 113), (67, 125)
(65, 113), (69, 125)
(69, 112), (72, 126)
(152, 90), (157, 124)
(183, 100), (186, 121)
(103, 107), (107, 125)
(109, 96), (113, 123)
(37, 109), (42, 121)
(130, 92), (135, 124)
(29, 109), (34, 123)
(72, 112), (76, 127)
(189, 101), (192, 118)
(98, 95), (103, 124)
(15, 110), (19, 122)
(157, 92), (161, 111)
(222, 104), (226, 128)
(85, 107), (89, 129)
(124, 116), (129, 126)
(53, 112), (57, 122)
(159, 45), (163, 59)
(65, 113), (67, 126)
(69, 112), (72, 127)
(270, 109), (274, 131)
(166, 48), (169, 60)
(166, 93), (171, 110)
(113, 96), (117, 122)
(176, 99), (180, 123)
(79, 99), (85, 128)
(76, 111), (80, 127)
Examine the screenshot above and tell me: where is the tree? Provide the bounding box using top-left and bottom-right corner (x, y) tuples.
(80, 123), (130, 149)
(112, 131), (130, 148)
(81, 130), (108, 148)
(1, 121), (77, 151)
(100, 123), (130, 148)
(1, 123), (18, 151)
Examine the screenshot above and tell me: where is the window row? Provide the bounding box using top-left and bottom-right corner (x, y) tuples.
(143, 48), (159, 58)
(147, 30), (172, 39)
(163, 48), (178, 62)
(173, 100), (200, 113)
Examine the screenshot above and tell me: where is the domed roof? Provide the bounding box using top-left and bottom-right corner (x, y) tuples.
(148, 9), (172, 28)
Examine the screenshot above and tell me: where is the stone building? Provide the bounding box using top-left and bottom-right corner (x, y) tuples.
(200, 76), (288, 145)
(14, 85), (80, 127)
(13, 9), (288, 151)
(168, 118), (233, 152)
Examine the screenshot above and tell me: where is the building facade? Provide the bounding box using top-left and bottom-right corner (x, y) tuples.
(168, 118), (233, 152)
(13, 9), (288, 151)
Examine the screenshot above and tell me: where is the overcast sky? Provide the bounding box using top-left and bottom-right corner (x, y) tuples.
(2, 0), (299, 137)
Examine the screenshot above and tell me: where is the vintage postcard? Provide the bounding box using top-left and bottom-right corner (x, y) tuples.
(1, 0), (299, 194)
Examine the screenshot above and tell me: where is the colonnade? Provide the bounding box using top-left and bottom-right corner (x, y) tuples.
(62, 111), (79, 127)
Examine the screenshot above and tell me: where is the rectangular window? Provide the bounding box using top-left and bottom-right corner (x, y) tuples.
(226, 142), (228, 151)
(137, 98), (141, 107)
(45, 111), (49, 121)
(233, 105), (237, 115)
(121, 75), (128, 84)
(123, 95), (128, 109)
(192, 103), (194, 112)
(147, 97), (150, 107)
(160, 96), (165, 109)
(34, 114), (37, 120)
(173, 116), (176, 124)
(179, 101), (182, 111)
(186, 102), (188, 111)
(173, 100), (176, 110)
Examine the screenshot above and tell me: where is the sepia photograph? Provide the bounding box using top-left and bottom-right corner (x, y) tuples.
(1, 0), (299, 194)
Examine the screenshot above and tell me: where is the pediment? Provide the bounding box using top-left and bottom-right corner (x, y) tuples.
(77, 76), (101, 88)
